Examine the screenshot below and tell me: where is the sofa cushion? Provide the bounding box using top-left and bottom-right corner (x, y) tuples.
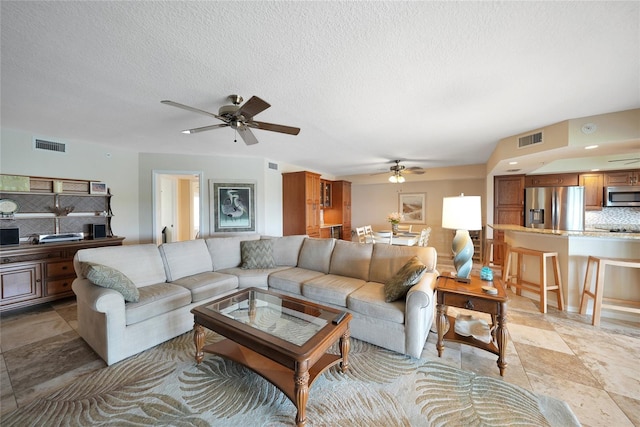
(125, 282), (192, 325)
(329, 240), (373, 281)
(348, 282), (405, 324)
(268, 267), (326, 295)
(80, 262), (140, 302)
(219, 266), (291, 288)
(170, 271), (238, 302)
(159, 239), (213, 281)
(206, 235), (261, 271)
(369, 244), (436, 285)
(297, 238), (336, 273)
(384, 256), (427, 302)
(302, 274), (366, 307)
(74, 244), (166, 287)
(261, 235), (306, 266)
(240, 239), (276, 269)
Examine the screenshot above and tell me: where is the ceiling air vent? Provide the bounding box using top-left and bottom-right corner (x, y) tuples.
(518, 131), (543, 148)
(34, 138), (66, 153)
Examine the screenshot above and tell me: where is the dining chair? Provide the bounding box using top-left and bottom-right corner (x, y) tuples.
(417, 227), (431, 247)
(397, 224), (412, 233)
(372, 231), (393, 244)
(355, 226), (367, 243)
(363, 225), (375, 243)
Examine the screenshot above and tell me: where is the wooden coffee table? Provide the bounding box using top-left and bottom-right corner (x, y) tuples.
(436, 274), (509, 376)
(191, 288), (352, 427)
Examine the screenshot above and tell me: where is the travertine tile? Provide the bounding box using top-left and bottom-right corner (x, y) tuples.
(508, 323), (573, 354)
(526, 370), (635, 427)
(0, 355), (17, 416)
(609, 392), (640, 427)
(514, 342), (602, 389)
(0, 310), (72, 352)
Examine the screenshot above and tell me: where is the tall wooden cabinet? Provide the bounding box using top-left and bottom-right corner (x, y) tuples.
(323, 180), (351, 240)
(492, 175), (525, 266)
(579, 173), (604, 210)
(282, 171), (321, 238)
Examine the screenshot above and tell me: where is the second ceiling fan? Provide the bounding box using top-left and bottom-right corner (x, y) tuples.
(380, 160), (425, 183)
(161, 95), (300, 146)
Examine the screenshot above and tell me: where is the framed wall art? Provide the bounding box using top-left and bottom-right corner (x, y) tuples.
(210, 181), (256, 233)
(399, 193), (426, 224)
(90, 182), (108, 195)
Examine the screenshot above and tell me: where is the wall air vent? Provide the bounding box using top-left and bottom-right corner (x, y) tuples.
(34, 138), (67, 153)
(268, 162), (278, 170)
(518, 131), (543, 148)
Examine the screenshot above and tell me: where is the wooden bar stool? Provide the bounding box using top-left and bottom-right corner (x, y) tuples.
(579, 256), (640, 326)
(503, 246), (564, 314)
(483, 239), (506, 277)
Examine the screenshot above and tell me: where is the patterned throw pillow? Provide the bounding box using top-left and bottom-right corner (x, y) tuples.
(240, 239), (277, 269)
(383, 256), (427, 302)
(81, 262), (140, 302)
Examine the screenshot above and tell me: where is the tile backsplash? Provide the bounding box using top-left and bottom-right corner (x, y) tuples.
(586, 207), (640, 228)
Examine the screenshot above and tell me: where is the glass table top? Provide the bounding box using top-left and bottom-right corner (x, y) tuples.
(203, 289), (335, 346)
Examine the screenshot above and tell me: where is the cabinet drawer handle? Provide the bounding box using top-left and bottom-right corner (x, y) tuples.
(61, 266), (68, 270)
(465, 300), (475, 310)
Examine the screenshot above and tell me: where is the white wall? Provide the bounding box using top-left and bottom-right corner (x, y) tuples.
(0, 129), (141, 243)
(352, 177), (486, 259)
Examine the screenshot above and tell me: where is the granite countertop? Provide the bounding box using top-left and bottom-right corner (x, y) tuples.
(320, 223), (342, 228)
(489, 224), (640, 240)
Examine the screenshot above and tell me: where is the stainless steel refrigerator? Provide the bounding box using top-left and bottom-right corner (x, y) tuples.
(524, 186), (585, 231)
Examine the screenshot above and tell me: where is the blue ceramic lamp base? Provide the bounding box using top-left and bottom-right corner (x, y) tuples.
(452, 229), (474, 280)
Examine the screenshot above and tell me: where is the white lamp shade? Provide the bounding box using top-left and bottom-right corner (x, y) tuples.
(442, 195), (482, 230)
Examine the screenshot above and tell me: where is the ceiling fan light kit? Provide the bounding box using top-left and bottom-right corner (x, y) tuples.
(161, 95), (300, 146)
(386, 160), (424, 183)
(389, 172), (405, 183)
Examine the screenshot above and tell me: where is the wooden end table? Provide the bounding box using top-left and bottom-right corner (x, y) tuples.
(436, 274), (509, 376)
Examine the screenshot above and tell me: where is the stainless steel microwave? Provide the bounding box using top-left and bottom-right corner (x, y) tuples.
(604, 186), (640, 207)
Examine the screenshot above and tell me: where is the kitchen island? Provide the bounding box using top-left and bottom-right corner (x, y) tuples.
(490, 224), (640, 322)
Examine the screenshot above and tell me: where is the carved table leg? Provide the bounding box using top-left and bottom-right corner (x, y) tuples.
(496, 307), (508, 376)
(194, 323), (205, 364)
(436, 303), (446, 357)
(294, 370), (310, 427)
(339, 329), (351, 373)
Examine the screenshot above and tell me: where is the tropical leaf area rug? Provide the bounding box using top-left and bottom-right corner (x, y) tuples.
(4, 330), (580, 427)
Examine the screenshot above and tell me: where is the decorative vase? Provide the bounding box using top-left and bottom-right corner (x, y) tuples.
(391, 223), (399, 235)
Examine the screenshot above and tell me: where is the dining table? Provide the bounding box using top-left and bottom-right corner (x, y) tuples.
(379, 231), (419, 246)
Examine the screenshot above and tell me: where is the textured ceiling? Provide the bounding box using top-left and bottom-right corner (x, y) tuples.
(1, 1), (638, 178)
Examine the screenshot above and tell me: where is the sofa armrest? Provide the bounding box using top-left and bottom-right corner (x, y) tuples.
(72, 278), (126, 314)
(404, 271), (438, 357)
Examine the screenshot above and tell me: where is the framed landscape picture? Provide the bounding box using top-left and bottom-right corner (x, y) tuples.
(90, 182), (108, 195)
(399, 193), (426, 224)
(210, 181), (256, 233)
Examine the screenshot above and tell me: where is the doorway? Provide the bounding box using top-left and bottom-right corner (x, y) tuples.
(152, 171), (203, 246)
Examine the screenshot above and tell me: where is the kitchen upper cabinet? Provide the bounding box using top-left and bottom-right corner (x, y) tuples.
(604, 169), (640, 186)
(524, 173), (579, 187)
(495, 175), (525, 209)
(579, 173), (604, 210)
(282, 171), (321, 238)
(320, 180), (332, 208)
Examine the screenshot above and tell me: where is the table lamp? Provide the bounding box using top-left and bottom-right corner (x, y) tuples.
(441, 194), (482, 282)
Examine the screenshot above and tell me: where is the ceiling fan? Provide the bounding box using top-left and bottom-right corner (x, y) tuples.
(161, 95), (300, 146)
(608, 157), (640, 165)
(373, 160), (426, 183)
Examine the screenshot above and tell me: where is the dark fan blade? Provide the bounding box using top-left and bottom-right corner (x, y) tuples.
(236, 96), (270, 120)
(237, 126), (259, 145)
(404, 167), (425, 175)
(182, 123), (229, 134)
(161, 100), (224, 120)
(248, 120), (300, 135)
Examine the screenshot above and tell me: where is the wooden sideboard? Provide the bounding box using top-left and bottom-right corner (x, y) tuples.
(0, 237), (125, 312)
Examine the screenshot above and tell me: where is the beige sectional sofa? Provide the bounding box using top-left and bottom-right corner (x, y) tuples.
(72, 235), (438, 365)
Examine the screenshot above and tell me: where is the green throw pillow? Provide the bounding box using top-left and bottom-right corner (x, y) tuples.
(240, 239), (276, 269)
(384, 256), (427, 302)
(81, 262), (140, 302)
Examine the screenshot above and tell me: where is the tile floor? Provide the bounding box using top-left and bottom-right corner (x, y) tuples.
(1, 285), (639, 426)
